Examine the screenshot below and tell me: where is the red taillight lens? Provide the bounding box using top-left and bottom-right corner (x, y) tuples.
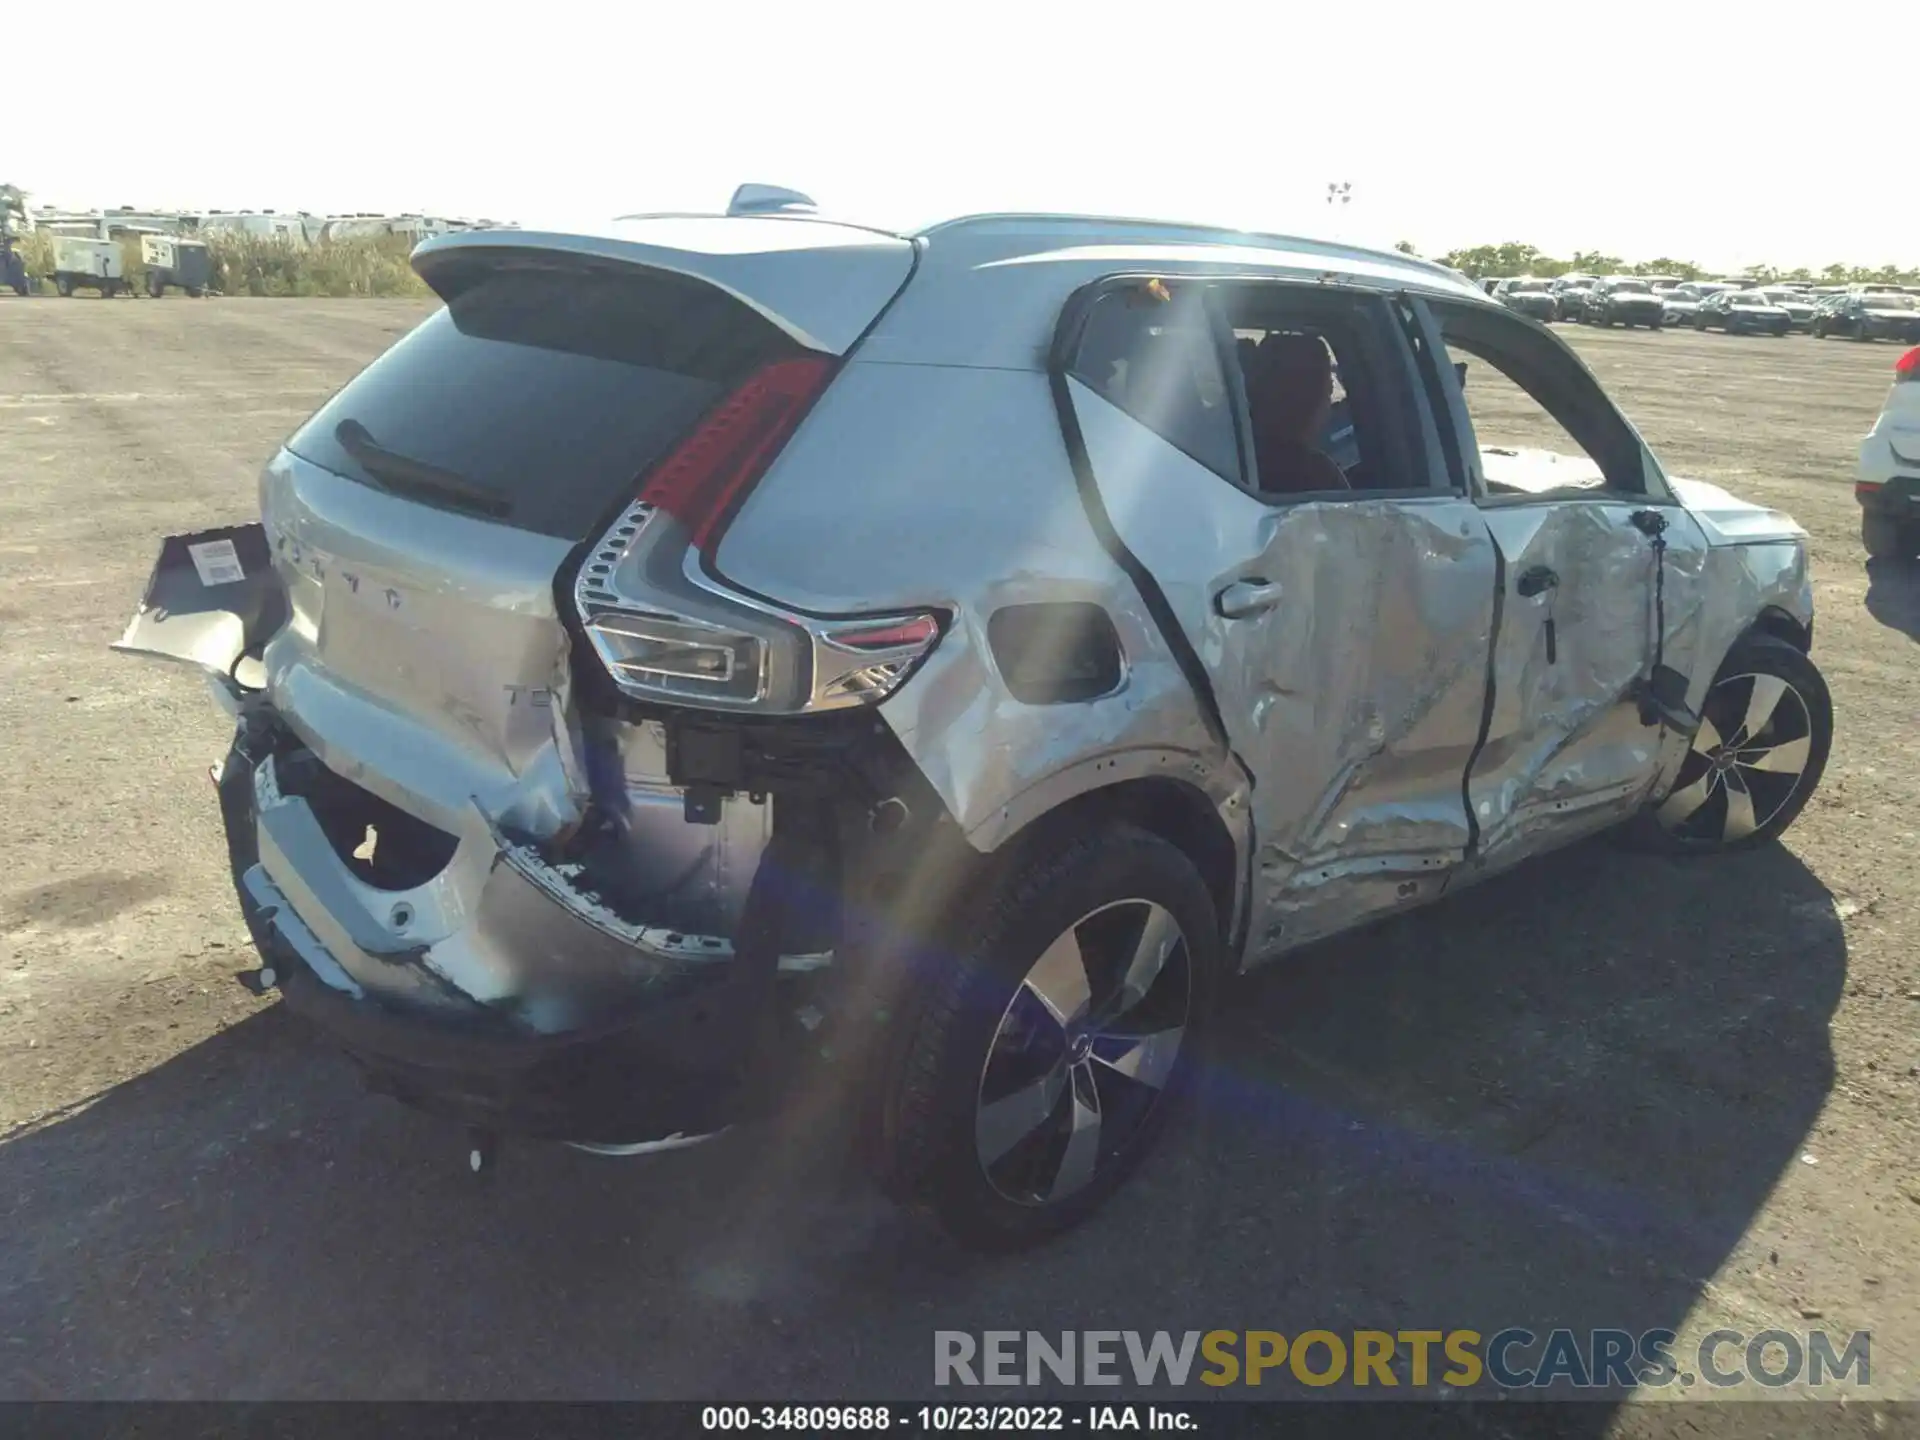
(1895, 346), (1920, 382)
(638, 354), (836, 550)
(822, 615), (942, 652)
(1857, 481), (1884, 499)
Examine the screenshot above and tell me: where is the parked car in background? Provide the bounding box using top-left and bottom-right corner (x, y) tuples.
(1814, 292), (1920, 342)
(1694, 290), (1792, 336)
(1548, 273), (1600, 321)
(109, 199), (1831, 1248)
(1856, 344), (1920, 559)
(1641, 275), (1684, 293)
(1580, 277), (1667, 329)
(1661, 283), (1710, 328)
(1493, 276), (1558, 321)
(1757, 288), (1818, 331)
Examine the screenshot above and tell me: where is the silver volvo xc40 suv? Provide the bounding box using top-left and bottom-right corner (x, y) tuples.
(118, 192), (1831, 1248)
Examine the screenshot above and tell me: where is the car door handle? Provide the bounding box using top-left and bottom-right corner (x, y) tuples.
(1214, 579), (1283, 619)
(1515, 565), (1559, 598)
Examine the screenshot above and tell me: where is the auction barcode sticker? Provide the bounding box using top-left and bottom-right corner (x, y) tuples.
(187, 539), (246, 586)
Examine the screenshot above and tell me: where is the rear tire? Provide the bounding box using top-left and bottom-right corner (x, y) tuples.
(1620, 634), (1831, 855)
(867, 823), (1220, 1251)
(147, 271), (165, 298)
(55, 275), (72, 298)
(1863, 511), (1918, 561)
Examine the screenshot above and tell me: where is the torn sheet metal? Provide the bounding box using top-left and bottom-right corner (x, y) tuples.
(250, 750), (731, 1033)
(1468, 500), (1705, 869)
(112, 524), (288, 690)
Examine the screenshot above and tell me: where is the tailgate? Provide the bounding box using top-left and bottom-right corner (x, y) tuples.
(120, 220), (919, 839)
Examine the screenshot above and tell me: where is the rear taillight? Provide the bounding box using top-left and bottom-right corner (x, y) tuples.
(1857, 481), (1884, 499)
(810, 614), (945, 707)
(574, 355), (944, 714)
(1896, 346), (1920, 382)
(638, 354), (836, 551)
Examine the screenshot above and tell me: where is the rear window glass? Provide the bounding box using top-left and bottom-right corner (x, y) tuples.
(1069, 285), (1241, 484)
(286, 263), (797, 541)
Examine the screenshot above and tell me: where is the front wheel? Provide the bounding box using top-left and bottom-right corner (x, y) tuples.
(55, 275), (73, 298)
(1621, 634), (1831, 854)
(868, 824), (1219, 1250)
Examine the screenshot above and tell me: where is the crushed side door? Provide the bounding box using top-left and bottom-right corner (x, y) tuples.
(1054, 278), (1499, 958)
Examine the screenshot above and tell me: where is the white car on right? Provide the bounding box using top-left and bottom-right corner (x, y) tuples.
(1858, 343), (1920, 559)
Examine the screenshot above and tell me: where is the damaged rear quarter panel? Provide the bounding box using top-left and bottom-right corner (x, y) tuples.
(716, 359), (1239, 853)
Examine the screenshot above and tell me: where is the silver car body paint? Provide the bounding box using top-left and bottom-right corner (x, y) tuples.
(114, 210), (1820, 1029)
(259, 450), (585, 840)
(416, 216), (917, 355)
(1061, 381), (1497, 956)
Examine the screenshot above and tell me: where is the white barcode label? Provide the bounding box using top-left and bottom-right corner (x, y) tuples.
(187, 539), (246, 586)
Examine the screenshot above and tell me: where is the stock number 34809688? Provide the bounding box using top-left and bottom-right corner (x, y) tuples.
(701, 1406), (1069, 1431)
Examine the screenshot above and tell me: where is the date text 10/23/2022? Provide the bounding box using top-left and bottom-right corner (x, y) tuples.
(701, 1407), (1193, 1431)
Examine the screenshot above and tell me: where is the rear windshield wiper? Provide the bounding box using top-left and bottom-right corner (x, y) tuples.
(333, 419), (511, 520)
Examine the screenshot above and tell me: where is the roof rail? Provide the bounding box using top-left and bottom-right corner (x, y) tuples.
(915, 211), (1469, 283)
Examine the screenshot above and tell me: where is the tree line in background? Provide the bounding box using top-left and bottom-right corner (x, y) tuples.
(1393, 239), (1920, 288)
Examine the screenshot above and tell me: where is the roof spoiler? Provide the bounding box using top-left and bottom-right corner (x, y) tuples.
(409, 217), (915, 355)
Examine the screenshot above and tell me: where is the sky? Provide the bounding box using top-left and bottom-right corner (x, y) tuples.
(11, 0), (1913, 272)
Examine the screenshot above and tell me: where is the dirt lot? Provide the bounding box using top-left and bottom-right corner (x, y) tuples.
(1, 299), (1916, 1427)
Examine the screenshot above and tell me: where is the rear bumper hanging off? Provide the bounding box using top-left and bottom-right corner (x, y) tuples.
(219, 714), (823, 1146)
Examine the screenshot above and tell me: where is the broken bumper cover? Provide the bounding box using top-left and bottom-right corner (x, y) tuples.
(231, 750), (777, 1145)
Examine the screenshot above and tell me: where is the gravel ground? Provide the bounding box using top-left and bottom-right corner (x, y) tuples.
(1, 299), (1915, 1431)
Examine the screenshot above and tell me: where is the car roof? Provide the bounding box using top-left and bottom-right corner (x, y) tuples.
(419, 207), (1497, 370)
